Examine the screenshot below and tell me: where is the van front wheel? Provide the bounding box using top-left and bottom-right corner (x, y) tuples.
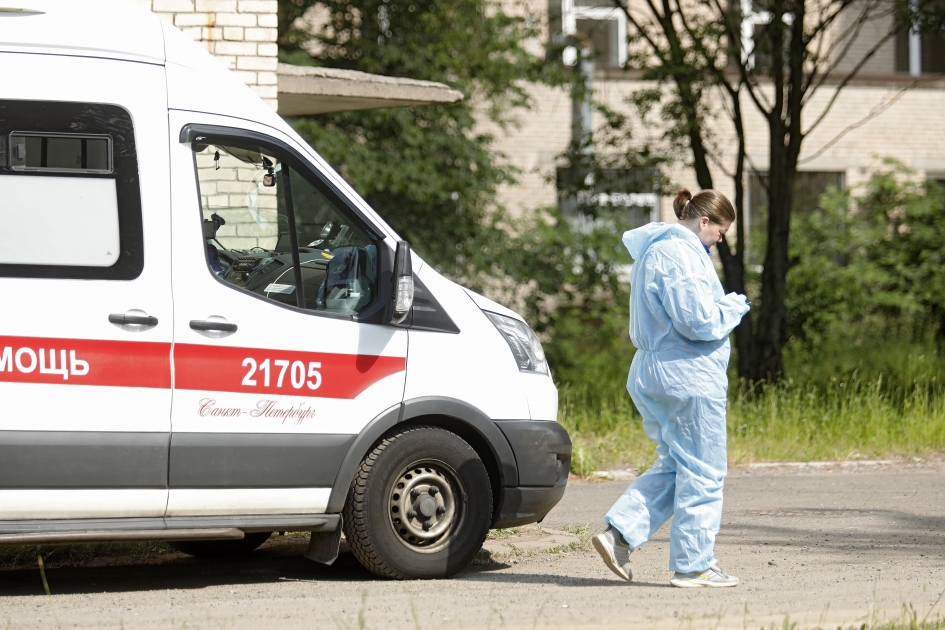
(342, 425), (493, 579)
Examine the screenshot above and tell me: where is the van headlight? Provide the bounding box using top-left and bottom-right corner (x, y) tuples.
(484, 311), (549, 376)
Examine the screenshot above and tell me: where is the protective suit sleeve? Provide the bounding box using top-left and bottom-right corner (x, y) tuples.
(655, 252), (749, 342)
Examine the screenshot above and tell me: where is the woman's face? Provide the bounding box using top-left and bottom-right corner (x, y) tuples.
(691, 216), (731, 248)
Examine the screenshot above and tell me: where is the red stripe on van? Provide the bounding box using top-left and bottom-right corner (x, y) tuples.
(0, 336), (171, 388)
(173, 343), (406, 400)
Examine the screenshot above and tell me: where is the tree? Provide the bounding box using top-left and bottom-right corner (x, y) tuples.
(278, 0), (558, 279)
(607, 0), (945, 381)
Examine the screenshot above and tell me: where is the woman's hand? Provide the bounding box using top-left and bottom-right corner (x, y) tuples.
(722, 293), (751, 317)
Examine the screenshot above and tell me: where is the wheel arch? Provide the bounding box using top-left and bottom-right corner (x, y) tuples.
(326, 397), (519, 520)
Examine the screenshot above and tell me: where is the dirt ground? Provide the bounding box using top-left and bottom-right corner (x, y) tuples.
(1, 462), (944, 629)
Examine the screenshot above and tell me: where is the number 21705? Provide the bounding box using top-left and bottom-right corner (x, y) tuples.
(241, 358), (322, 390)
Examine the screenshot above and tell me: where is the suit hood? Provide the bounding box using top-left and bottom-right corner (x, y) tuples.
(622, 222), (699, 260)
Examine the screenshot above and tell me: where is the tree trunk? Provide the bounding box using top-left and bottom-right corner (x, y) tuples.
(750, 0), (805, 383)
(754, 137), (793, 382)
(717, 89), (757, 381)
(683, 80), (758, 382)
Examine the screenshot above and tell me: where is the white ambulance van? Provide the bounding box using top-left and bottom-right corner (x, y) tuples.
(0, 2), (570, 579)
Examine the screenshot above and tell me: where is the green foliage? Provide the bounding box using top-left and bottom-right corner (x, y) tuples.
(280, 0), (551, 110)
(489, 100), (670, 391)
(561, 324), (945, 474)
(289, 108), (510, 278)
(558, 167), (945, 471)
(279, 0), (562, 277)
(488, 204), (638, 394)
(785, 163), (945, 346)
(858, 169), (945, 338)
(784, 186), (876, 345)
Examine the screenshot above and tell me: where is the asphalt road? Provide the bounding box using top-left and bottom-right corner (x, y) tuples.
(1, 465), (944, 629)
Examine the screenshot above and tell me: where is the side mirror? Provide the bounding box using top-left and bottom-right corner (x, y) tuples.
(391, 241), (414, 324)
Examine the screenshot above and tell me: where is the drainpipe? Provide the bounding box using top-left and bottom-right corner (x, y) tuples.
(909, 0), (921, 76)
(571, 40), (595, 159)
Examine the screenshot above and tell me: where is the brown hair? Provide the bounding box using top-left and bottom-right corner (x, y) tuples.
(673, 188), (736, 225)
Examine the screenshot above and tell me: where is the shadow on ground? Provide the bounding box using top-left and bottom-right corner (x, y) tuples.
(3, 504), (943, 597)
(0, 541), (379, 597)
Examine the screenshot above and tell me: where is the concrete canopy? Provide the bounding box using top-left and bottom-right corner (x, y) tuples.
(277, 63), (464, 116)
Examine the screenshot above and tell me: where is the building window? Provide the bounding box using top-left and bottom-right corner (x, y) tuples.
(747, 171), (844, 261)
(557, 167), (658, 229)
(895, 1), (945, 75)
(558, 0), (627, 68)
(740, 0), (795, 71)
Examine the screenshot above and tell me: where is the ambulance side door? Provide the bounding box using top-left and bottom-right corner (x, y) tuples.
(166, 113), (407, 518)
(0, 55), (172, 521)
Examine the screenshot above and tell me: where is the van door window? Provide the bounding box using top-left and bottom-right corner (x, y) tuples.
(193, 142), (377, 316)
(0, 100), (143, 280)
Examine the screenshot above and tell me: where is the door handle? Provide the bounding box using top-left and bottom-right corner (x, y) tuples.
(190, 320), (238, 333)
(108, 314), (158, 328)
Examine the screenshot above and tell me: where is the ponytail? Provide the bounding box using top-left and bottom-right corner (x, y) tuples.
(673, 188), (735, 225)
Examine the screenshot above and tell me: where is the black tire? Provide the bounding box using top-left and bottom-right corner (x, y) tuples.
(169, 532), (272, 558)
(342, 425), (493, 579)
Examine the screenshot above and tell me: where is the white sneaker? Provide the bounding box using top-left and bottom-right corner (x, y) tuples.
(591, 526), (632, 581)
(670, 566), (739, 588)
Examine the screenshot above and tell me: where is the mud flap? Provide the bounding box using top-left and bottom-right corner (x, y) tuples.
(303, 516), (343, 565)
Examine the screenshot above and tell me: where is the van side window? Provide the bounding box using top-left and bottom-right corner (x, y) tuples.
(193, 142), (377, 316)
(0, 101), (143, 280)
(10, 133), (112, 174)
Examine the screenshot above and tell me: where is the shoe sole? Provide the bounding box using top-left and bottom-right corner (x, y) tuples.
(670, 578), (739, 588)
(591, 535), (632, 582)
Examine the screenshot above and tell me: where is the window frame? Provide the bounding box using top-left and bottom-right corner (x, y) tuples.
(0, 100), (144, 280)
(9, 131), (113, 175)
(895, 4), (945, 76)
(739, 0), (796, 72)
(181, 123), (392, 324)
(556, 166), (659, 228)
(745, 169), (846, 264)
(561, 0), (628, 68)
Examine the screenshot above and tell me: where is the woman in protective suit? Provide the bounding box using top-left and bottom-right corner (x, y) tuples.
(592, 189), (750, 588)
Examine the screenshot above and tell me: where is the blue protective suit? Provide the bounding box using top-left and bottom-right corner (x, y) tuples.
(605, 223), (749, 573)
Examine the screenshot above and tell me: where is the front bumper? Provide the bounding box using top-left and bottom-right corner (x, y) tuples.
(492, 420), (571, 528)
(494, 484), (568, 528)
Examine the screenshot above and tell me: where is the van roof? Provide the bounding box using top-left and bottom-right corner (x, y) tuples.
(0, 2), (166, 65)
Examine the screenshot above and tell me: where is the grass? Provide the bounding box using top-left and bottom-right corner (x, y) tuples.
(559, 326), (945, 475)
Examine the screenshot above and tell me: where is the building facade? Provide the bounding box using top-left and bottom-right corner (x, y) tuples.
(488, 0), (945, 236)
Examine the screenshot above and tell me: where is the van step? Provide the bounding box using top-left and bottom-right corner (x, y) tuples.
(0, 528), (244, 546)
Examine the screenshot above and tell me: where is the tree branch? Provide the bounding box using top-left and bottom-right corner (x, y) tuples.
(803, 0), (891, 99)
(705, 0), (773, 114)
(799, 79), (924, 164)
(802, 23), (904, 138)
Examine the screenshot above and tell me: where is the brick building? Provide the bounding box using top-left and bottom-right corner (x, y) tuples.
(135, 0), (279, 107)
(487, 0), (945, 237)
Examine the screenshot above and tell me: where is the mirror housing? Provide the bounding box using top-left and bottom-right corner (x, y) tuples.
(391, 241), (414, 324)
